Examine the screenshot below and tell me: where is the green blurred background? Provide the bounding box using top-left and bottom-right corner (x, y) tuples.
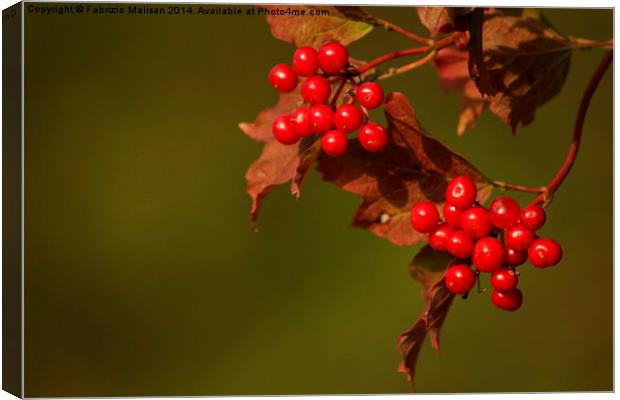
(23, 5), (612, 396)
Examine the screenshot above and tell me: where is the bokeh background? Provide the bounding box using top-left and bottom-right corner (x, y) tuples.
(23, 5), (612, 396)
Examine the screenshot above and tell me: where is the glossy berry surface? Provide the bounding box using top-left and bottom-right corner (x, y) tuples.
(318, 41), (349, 74)
(521, 205), (547, 231)
(445, 230), (474, 259)
(292, 47), (319, 77)
(528, 238), (563, 268)
(491, 288), (523, 311)
(301, 76), (331, 105)
(355, 82), (385, 109)
(505, 247), (527, 267)
(488, 196), (521, 229)
(358, 122), (388, 152)
(410, 201), (440, 233)
(505, 224), (536, 252)
(472, 237), (505, 273)
(428, 223), (455, 252)
(334, 104), (363, 132)
(444, 264), (476, 295)
(321, 130), (348, 157)
(290, 107), (314, 138)
(490, 268), (519, 291)
(460, 207), (491, 238)
(443, 203), (462, 228)
(445, 176), (477, 209)
(272, 115), (299, 145)
(268, 64), (298, 93)
(309, 104), (334, 133)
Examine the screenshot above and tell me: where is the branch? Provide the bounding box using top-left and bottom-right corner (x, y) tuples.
(371, 15), (431, 45)
(356, 33), (460, 75)
(531, 50), (612, 206)
(377, 50), (437, 80)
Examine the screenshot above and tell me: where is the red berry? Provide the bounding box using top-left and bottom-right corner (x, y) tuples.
(334, 104), (363, 132)
(528, 238), (563, 268)
(460, 207), (491, 238)
(320, 129), (348, 157)
(443, 203), (462, 228)
(309, 104), (334, 133)
(358, 122), (388, 152)
(318, 41), (349, 74)
(410, 201), (440, 233)
(472, 237), (505, 273)
(355, 82), (385, 109)
(505, 224), (536, 252)
(505, 247), (527, 267)
(490, 268), (519, 291)
(521, 205), (547, 231)
(292, 47), (319, 77)
(272, 115), (299, 145)
(444, 264), (476, 295)
(301, 76), (331, 104)
(428, 223), (455, 252)
(268, 64), (298, 93)
(445, 176), (477, 209)
(290, 107), (314, 138)
(445, 230), (475, 259)
(491, 288), (523, 311)
(488, 196), (521, 229)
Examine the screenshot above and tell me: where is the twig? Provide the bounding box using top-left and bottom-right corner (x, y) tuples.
(531, 50), (613, 206)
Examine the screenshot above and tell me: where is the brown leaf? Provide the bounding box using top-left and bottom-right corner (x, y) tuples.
(265, 5), (373, 48)
(240, 92), (320, 228)
(472, 16), (573, 132)
(317, 93), (492, 246)
(397, 279), (455, 391)
(416, 7), (475, 37)
(408, 245), (452, 300)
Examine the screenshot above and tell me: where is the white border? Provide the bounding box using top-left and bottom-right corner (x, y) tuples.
(0, 1), (616, 400)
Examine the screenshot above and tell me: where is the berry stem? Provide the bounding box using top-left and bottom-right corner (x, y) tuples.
(531, 50), (612, 206)
(330, 77), (349, 106)
(356, 33), (460, 75)
(491, 180), (545, 194)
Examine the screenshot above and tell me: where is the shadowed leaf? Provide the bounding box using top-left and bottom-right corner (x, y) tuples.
(317, 93), (492, 246)
(472, 15), (573, 132)
(265, 5), (373, 48)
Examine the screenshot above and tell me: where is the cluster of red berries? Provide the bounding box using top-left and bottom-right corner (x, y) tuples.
(410, 176), (563, 312)
(267, 41), (388, 157)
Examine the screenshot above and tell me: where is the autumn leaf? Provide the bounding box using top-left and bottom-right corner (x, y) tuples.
(416, 7), (475, 37)
(398, 246), (455, 390)
(472, 15), (574, 132)
(265, 5), (373, 48)
(408, 245), (452, 300)
(317, 93), (492, 246)
(239, 91), (320, 228)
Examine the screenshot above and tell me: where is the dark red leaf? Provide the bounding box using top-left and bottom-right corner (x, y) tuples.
(265, 5), (373, 48)
(239, 92), (320, 228)
(317, 93), (492, 246)
(416, 7), (475, 37)
(397, 278), (455, 391)
(471, 15), (573, 132)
